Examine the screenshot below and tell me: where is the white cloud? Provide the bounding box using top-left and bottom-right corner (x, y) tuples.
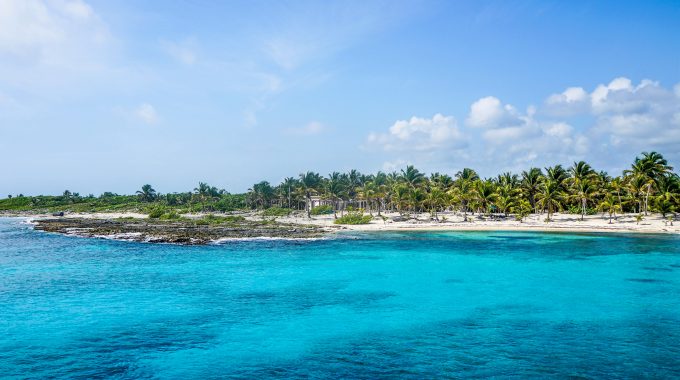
(370, 79), (678, 175)
(367, 113), (466, 151)
(0, 0), (109, 66)
(544, 86), (590, 116)
(473, 96), (589, 168)
(285, 121), (327, 135)
(135, 103), (158, 125)
(543, 122), (573, 138)
(466, 96), (524, 128)
(591, 77), (662, 114)
(588, 78), (680, 149)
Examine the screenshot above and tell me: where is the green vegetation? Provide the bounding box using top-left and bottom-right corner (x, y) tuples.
(194, 214), (247, 226)
(2, 152), (678, 224)
(0, 187), (246, 214)
(310, 205), (333, 215)
(148, 206), (166, 219)
(334, 211), (373, 225)
(262, 207), (292, 217)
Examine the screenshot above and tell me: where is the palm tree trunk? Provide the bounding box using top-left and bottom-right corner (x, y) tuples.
(581, 198), (586, 221)
(644, 183), (651, 215)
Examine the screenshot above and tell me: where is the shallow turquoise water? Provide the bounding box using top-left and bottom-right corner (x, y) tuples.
(1, 218), (680, 378)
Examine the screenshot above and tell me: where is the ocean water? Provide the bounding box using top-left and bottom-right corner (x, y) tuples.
(1, 218), (680, 379)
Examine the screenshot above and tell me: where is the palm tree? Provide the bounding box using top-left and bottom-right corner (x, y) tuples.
(325, 172), (345, 218)
(372, 172), (388, 215)
(425, 186), (448, 220)
(430, 173), (454, 190)
(495, 184), (517, 217)
(626, 175), (647, 214)
(545, 164), (569, 190)
(598, 194), (621, 224)
(281, 177), (298, 209)
(248, 181), (274, 209)
(497, 172), (519, 188)
(569, 161), (595, 186)
(521, 168), (543, 212)
(392, 184), (410, 215)
(346, 169), (363, 203)
(136, 184), (157, 202)
(474, 180), (497, 216)
(194, 182), (219, 211)
(451, 178), (475, 220)
(609, 177), (626, 212)
(655, 174), (679, 204)
(513, 199), (532, 223)
(299, 172), (322, 218)
(407, 187), (426, 213)
(571, 180), (597, 221)
(401, 165), (425, 188)
(625, 151), (673, 214)
(536, 179), (564, 222)
(455, 168), (479, 182)
(655, 174), (679, 217)
(655, 199), (675, 218)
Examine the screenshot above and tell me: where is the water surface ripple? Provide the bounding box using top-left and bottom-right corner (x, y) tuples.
(1, 218), (679, 378)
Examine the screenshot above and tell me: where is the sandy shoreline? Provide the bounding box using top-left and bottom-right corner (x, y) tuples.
(3, 211), (678, 236)
(273, 212), (680, 235)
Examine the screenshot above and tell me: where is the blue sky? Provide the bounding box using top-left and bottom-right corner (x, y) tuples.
(1, 0), (679, 195)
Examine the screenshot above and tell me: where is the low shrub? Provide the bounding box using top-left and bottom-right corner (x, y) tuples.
(311, 204), (334, 215)
(195, 214), (247, 225)
(148, 207), (165, 219)
(159, 211), (181, 220)
(262, 207), (292, 217)
(334, 212), (373, 225)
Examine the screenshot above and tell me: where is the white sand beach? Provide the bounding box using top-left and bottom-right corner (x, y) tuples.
(6, 210), (677, 235)
(267, 212), (680, 234)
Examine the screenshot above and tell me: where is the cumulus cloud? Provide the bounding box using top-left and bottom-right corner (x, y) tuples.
(471, 96), (588, 168)
(135, 103), (158, 125)
(543, 86), (590, 116)
(367, 113), (466, 151)
(587, 78), (680, 149)
(466, 96), (525, 128)
(365, 77), (680, 174)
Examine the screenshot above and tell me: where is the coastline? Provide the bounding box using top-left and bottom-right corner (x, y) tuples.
(260, 211), (680, 235)
(3, 211), (678, 242)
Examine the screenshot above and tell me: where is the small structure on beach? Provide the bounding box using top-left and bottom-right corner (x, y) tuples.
(307, 196), (333, 209)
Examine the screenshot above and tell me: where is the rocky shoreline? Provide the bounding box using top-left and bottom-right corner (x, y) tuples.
(33, 217), (331, 245)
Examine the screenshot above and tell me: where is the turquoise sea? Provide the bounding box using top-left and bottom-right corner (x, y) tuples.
(1, 217), (679, 378)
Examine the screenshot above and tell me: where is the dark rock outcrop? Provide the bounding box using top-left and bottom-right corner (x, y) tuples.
(34, 218), (329, 244)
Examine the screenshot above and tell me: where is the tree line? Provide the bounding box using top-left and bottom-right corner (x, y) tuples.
(244, 151), (678, 222)
(1, 152), (677, 222)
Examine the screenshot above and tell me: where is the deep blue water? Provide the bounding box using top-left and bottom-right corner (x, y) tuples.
(1, 218), (680, 379)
